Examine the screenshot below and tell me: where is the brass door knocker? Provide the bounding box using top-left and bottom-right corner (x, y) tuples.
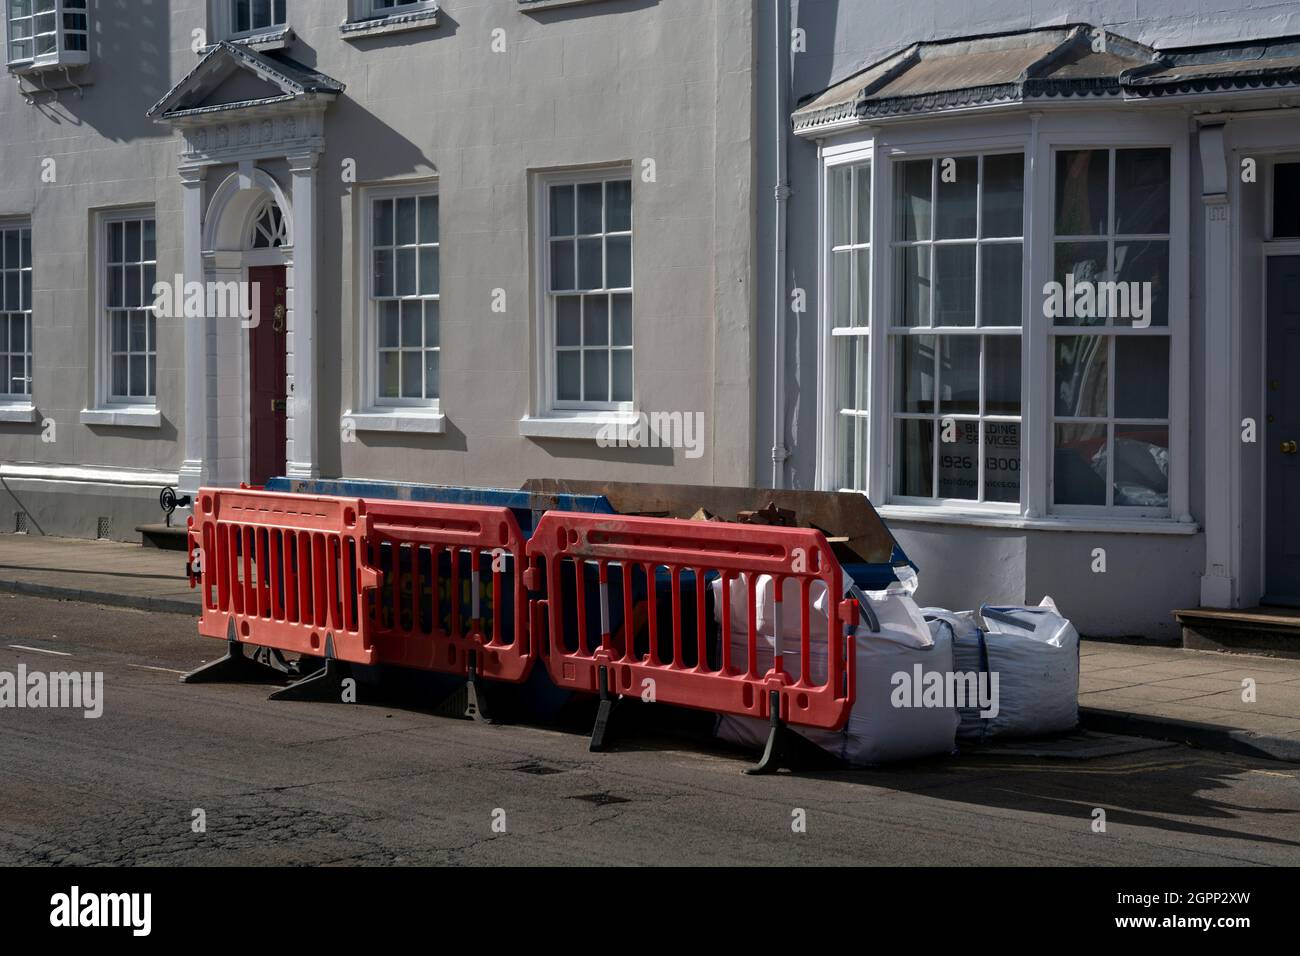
(272, 303), (286, 332)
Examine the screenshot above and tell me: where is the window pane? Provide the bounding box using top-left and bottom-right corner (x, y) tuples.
(1052, 241), (1109, 326)
(855, 165), (872, 245)
(1273, 163), (1300, 238)
(401, 350), (421, 398)
(937, 419), (978, 500)
(1113, 240), (1169, 327)
(418, 195), (438, 244)
(854, 249), (870, 327)
(831, 166), (851, 247)
(395, 197), (418, 246)
(419, 247), (439, 296)
(379, 351), (400, 398)
(935, 156), (977, 240)
(895, 335), (934, 413)
(125, 265), (141, 308)
(894, 245), (930, 327)
(379, 300), (400, 346)
(1115, 148), (1170, 235)
(109, 221), (123, 262)
(400, 300), (422, 346)
(985, 334), (1021, 415)
(1114, 336), (1170, 418)
(556, 296), (581, 346)
(1114, 424), (1169, 507)
(1056, 150), (1108, 236)
(556, 351), (581, 401)
(838, 414), (858, 491)
(129, 354), (146, 397)
(832, 251), (852, 328)
(5, 230), (19, 268)
(583, 295), (609, 346)
(606, 235), (631, 288)
(424, 300), (440, 348)
(129, 312), (147, 351)
(577, 182), (603, 233)
(424, 350), (439, 401)
(606, 179), (632, 232)
(611, 350), (632, 403)
(112, 354), (128, 396)
(934, 244), (975, 327)
(125, 220), (141, 262)
(549, 185), (575, 237)
(895, 419), (934, 497)
(984, 421), (1021, 503)
(396, 248), (416, 296)
(374, 199), (394, 246)
(3, 276), (16, 312)
(112, 313), (127, 351)
(938, 335), (979, 414)
(982, 153), (1024, 238)
(837, 335), (860, 412)
(980, 243), (1022, 326)
(1054, 335), (1108, 418)
(1054, 423), (1107, 505)
(373, 249), (393, 297)
(611, 293), (632, 346)
(583, 350), (608, 403)
(894, 160), (931, 241)
(550, 239), (575, 291)
(578, 237), (602, 289)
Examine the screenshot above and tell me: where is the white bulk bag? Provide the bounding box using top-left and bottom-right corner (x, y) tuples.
(710, 573), (832, 643)
(715, 582), (958, 766)
(976, 596), (1079, 737)
(922, 608), (989, 741)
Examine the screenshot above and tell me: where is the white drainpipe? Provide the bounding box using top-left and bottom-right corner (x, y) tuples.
(771, 0), (791, 488)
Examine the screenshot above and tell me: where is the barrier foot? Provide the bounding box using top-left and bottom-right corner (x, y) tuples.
(463, 651), (494, 724)
(589, 666), (620, 753)
(268, 635), (350, 703)
(180, 638), (270, 684)
(744, 691), (834, 775)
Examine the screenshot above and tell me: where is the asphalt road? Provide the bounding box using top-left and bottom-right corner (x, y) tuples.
(1, 591), (1298, 866)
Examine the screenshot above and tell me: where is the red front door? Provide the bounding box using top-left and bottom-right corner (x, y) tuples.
(249, 265), (287, 486)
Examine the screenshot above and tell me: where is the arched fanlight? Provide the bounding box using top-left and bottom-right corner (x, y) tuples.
(249, 200), (288, 249)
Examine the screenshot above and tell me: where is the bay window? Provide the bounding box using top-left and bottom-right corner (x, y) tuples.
(830, 161), (871, 491)
(6, 0), (88, 70)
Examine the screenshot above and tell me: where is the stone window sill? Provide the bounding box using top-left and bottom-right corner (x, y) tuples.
(345, 409), (446, 434)
(340, 7), (440, 40)
(80, 407), (161, 428)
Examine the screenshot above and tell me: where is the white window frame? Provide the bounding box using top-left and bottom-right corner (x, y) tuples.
(0, 218), (33, 408)
(816, 114), (1192, 532)
(211, 0), (287, 43)
(5, 0), (89, 71)
(886, 149), (1027, 512)
(352, 181), (444, 431)
(525, 165), (635, 434)
(86, 207), (161, 425)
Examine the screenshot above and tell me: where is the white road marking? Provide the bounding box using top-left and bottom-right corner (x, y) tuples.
(127, 664), (188, 675)
(7, 644), (71, 657)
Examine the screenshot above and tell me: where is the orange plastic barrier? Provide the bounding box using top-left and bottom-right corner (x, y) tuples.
(362, 498), (532, 683)
(188, 488), (380, 664)
(186, 489), (532, 698)
(525, 512), (858, 734)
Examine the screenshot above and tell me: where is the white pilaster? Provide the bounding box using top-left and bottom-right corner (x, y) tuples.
(286, 151), (319, 479)
(1198, 122), (1238, 608)
(178, 165), (208, 496)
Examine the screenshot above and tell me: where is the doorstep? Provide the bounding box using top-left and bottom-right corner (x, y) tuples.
(1174, 606), (1300, 660)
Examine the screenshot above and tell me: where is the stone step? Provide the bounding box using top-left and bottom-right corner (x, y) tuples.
(1174, 606), (1300, 660)
(135, 523), (188, 552)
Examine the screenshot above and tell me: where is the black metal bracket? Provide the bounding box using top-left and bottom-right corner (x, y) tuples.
(589, 665), (621, 753)
(745, 690), (841, 775)
(267, 634), (352, 703)
(180, 620), (282, 684)
(463, 649), (494, 724)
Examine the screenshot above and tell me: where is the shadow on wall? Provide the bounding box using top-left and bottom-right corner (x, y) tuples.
(45, 0), (172, 143)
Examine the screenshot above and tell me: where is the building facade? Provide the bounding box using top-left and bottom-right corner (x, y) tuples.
(0, 0), (756, 538)
(3, 0), (1298, 640)
(767, 0), (1300, 638)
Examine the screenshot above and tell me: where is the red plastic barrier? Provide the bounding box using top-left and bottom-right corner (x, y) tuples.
(362, 498), (532, 682)
(187, 489), (531, 683)
(188, 488), (379, 664)
(525, 512), (857, 730)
